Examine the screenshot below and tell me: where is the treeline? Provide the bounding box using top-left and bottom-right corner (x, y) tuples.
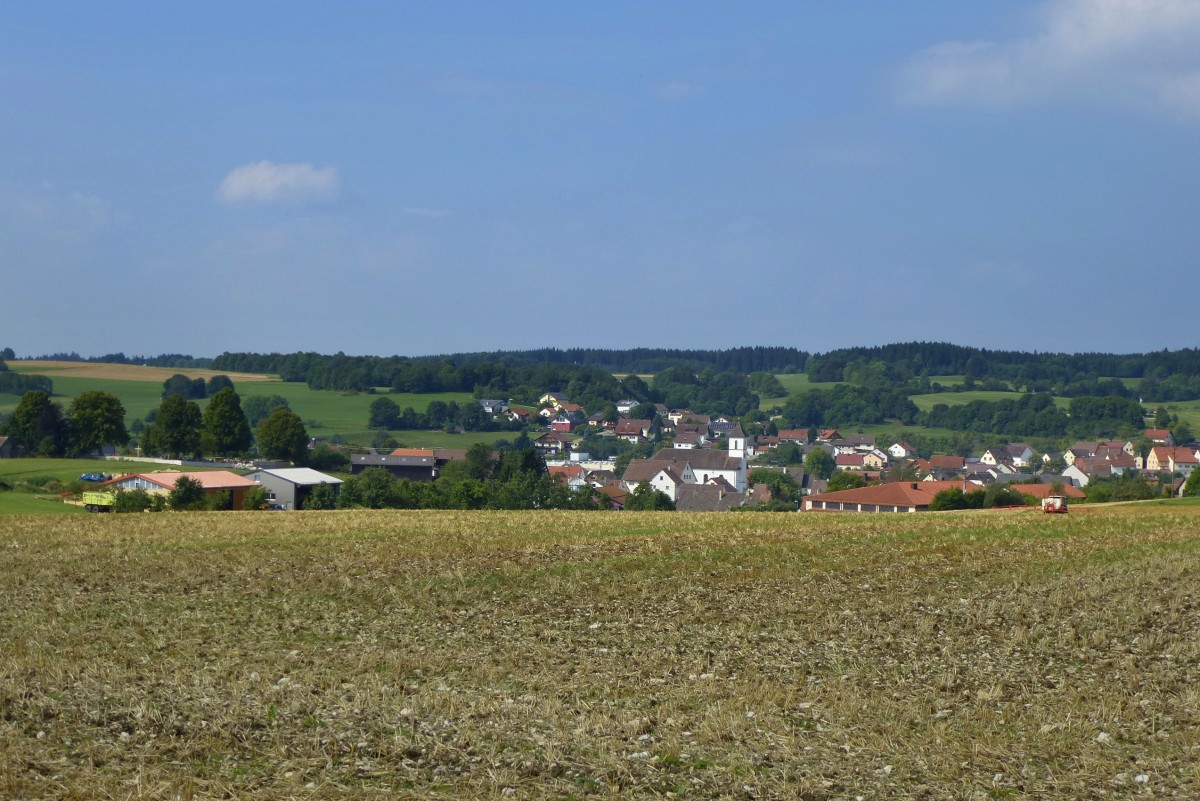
(776, 384), (1146, 440)
(917, 394), (1146, 439)
(0, 372), (53, 396)
(806, 342), (1200, 397)
(29, 351), (213, 368)
(780, 385), (919, 428)
(213, 352), (766, 417)
(420, 346), (810, 374)
(334, 446), (671, 512)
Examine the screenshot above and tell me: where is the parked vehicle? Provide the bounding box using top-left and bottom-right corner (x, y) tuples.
(82, 491), (115, 512)
(1041, 495), (1068, 514)
(80, 472), (107, 482)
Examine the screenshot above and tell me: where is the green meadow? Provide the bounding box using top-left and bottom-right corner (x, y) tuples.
(0, 365), (481, 447)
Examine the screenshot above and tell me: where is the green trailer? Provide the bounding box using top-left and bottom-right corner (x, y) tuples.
(81, 491), (115, 512)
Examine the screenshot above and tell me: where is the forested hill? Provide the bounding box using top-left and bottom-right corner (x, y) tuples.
(409, 347), (810, 374)
(805, 342), (1200, 383)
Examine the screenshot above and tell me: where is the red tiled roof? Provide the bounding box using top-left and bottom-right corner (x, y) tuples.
(807, 483), (935, 507)
(391, 447), (435, 458)
(104, 470), (258, 491)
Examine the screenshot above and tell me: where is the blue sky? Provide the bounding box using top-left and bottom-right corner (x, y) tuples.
(4, 1), (1200, 359)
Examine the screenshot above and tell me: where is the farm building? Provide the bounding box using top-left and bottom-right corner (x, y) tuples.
(102, 470), (259, 510)
(805, 483), (936, 513)
(244, 467), (343, 510)
(348, 452), (437, 481)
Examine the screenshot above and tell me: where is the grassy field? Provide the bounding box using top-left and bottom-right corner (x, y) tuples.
(2, 505), (1199, 799)
(0, 458), (229, 516)
(760, 374), (841, 408)
(908, 390), (1073, 412)
(0, 361), (482, 447)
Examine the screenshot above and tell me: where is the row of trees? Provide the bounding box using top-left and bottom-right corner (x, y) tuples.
(162, 373), (234, 400)
(4, 390), (129, 457)
(1, 387), (310, 464)
(140, 389), (310, 463)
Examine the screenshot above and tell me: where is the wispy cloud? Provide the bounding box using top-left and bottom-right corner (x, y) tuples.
(897, 0), (1200, 116)
(217, 161), (340, 204)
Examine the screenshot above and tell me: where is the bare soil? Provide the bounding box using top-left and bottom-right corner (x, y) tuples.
(1, 506), (1198, 799)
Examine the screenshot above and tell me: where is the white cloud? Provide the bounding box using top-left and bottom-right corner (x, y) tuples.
(217, 161), (340, 204)
(897, 0), (1200, 115)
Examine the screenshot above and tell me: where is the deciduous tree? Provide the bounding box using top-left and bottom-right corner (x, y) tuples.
(256, 408), (309, 463)
(9, 390), (68, 456)
(69, 390), (129, 456)
(200, 387), (252, 456)
(143, 394), (202, 458)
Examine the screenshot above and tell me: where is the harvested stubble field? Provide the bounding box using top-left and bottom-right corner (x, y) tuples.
(2, 507), (1199, 800)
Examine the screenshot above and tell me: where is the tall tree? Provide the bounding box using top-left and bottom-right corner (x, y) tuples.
(144, 394), (202, 458)
(201, 387), (253, 456)
(368, 396), (401, 429)
(68, 390), (129, 455)
(9, 390), (68, 456)
(257, 408), (309, 463)
(803, 448), (836, 480)
(242, 394), (291, 427)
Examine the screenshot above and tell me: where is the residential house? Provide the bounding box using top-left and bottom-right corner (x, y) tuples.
(862, 450), (888, 470)
(888, 441), (917, 460)
(675, 482), (752, 512)
(534, 431), (572, 455)
(615, 399), (638, 415)
(478, 399), (509, 416)
(548, 464), (589, 490)
(1064, 443), (1099, 466)
(244, 467), (343, 510)
(538, 392), (568, 409)
(1146, 446), (1200, 475)
(1144, 428), (1174, 445)
(615, 418), (654, 443)
(672, 431), (703, 449)
(981, 443), (1034, 468)
(0, 436), (12, 458)
(845, 435), (876, 452)
(835, 453), (866, 471)
(507, 408), (534, 424)
(621, 460), (690, 501)
(550, 415), (576, 433)
(777, 429), (811, 444)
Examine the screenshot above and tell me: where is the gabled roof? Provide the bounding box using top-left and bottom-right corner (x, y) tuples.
(1145, 428), (1172, 441)
(615, 418), (652, 436)
(390, 447), (435, 458)
(835, 453), (865, 466)
(622, 459), (681, 484)
(252, 467), (344, 486)
(648, 448), (742, 471)
(807, 482), (935, 507)
(930, 455), (966, 470)
(675, 483), (743, 512)
(105, 470), (258, 490)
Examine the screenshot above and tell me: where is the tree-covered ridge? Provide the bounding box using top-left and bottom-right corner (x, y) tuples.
(805, 341), (1200, 385)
